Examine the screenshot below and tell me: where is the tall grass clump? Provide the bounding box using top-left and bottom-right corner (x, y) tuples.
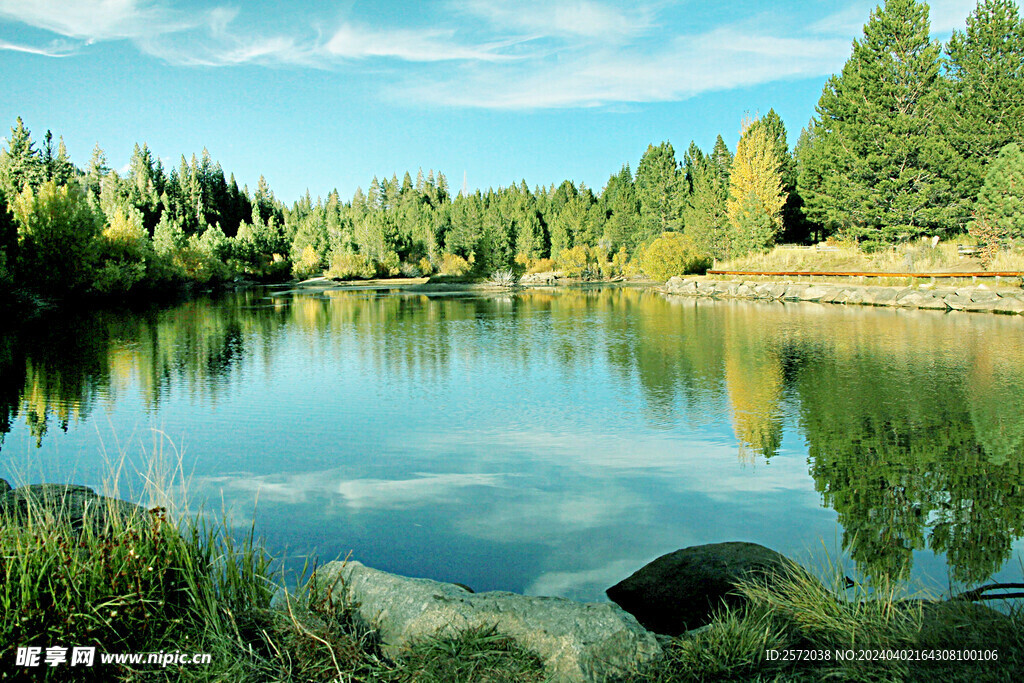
(718, 237), (1024, 276)
(989, 241), (1024, 272)
(0, 447), (550, 682)
(632, 559), (1024, 683)
(487, 268), (518, 287)
(0, 498), (195, 657)
(392, 625), (547, 683)
(0, 485), (283, 680)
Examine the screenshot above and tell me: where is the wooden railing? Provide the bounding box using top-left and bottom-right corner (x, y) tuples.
(706, 270), (1024, 278)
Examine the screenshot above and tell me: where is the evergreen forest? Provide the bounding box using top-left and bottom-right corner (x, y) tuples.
(1, 0), (1022, 300)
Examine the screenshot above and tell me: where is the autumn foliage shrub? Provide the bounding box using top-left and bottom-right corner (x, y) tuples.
(556, 246), (590, 277)
(526, 258), (556, 274)
(639, 232), (712, 281)
(326, 251), (376, 280)
(440, 252), (472, 276)
(292, 245), (324, 279)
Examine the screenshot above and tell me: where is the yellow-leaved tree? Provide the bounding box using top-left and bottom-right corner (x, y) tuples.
(726, 118), (787, 257)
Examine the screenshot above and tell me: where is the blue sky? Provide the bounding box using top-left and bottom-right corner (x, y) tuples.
(0, 0), (987, 202)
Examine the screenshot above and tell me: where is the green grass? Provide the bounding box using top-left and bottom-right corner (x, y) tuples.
(629, 562), (1024, 683)
(0, 477), (546, 682)
(3, 466), (1021, 682)
(717, 239), (1024, 279)
(392, 625), (547, 683)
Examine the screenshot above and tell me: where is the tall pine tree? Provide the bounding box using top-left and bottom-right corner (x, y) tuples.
(943, 0), (1024, 206)
(682, 144), (730, 259)
(969, 142), (1024, 265)
(727, 118), (788, 256)
(635, 142), (683, 246)
(749, 109), (809, 243)
(799, 0), (958, 242)
(0, 118), (44, 197)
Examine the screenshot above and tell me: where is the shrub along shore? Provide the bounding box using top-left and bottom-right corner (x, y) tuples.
(2, 478), (1022, 682)
(3, 1), (1024, 307)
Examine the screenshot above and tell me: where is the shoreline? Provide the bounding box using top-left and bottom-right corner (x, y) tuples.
(661, 276), (1024, 315)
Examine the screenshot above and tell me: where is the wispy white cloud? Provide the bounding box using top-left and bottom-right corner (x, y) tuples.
(0, 0), (246, 64)
(524, 558), (654, 597)
(138, 17), (325, 68)
(400, 29), (851, 110)
(0, 37), (75, 56)
(810, 0), (979, 37)
(324, 22), (513, 62)
(0, 0), (512, 66)
(0, 0), (196, 42)
(927, 0), (983, 33)
(334, 473), (503, 510)
(456, 0), (656, 41)
(0, 0), (986, 109)
(195, 470), (504, 510)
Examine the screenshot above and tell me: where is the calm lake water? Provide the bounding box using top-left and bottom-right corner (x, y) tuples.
(2, 285), (1023, 600)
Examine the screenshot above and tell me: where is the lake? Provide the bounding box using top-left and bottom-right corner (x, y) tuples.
(2, 284), (1023, 600)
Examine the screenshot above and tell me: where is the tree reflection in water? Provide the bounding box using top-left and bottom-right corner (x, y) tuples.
(2, 287), (1022, 586)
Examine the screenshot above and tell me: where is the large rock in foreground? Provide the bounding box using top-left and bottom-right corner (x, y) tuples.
(0, 483), (143, 532)
(317, 560), (661, 683)
(606, 542), (797, 636)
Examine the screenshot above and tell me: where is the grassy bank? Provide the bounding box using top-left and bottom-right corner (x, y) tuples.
(631, 568), (1024, 683)
(716, 240), (1024, 278)
(2, 484), (1021, 682)
(0, 485), (549, 682)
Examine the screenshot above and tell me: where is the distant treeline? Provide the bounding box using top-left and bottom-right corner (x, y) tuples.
(0, 0), (1021, 298)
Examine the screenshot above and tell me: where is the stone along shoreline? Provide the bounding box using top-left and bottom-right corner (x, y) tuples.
(661, 276), (1024, 314)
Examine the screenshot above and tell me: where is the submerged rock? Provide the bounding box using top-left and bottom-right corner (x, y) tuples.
(606, 541), (801, 636)
(317, 560), (661, 683)
(0, 483), (143, 532)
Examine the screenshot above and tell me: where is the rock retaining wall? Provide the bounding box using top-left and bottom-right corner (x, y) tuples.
(662, 277), (1024, 314)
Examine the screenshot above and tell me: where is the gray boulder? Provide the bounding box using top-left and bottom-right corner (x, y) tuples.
(943, 293), (973, 310)
(782, 284), (808, 301)
(992, 296), (1024, 314)
(0, 483), (143, 532)
(797, 285), (834, 302)
(867, 286), (900, 305)
(316, 560), (661, 683)
(606, 542), (800, 636)
(896, 290), (936, 308)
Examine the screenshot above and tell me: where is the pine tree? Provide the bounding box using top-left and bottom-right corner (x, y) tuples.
(682, 148), (730, 259)
(0, 118), (44, 197)
(127, 143), (162, 232)
(727, 119), (787, 256)
(367, 177), (382, 212)
(799, 0), (958, 242)
(0, 188), (15, 279)
(944, 0), (1024, 205)
(710, 135), (733, 185)
(42, 130), (55, 182)
(11, 180), (99, 292)
(600, 164), (640, 253)
(749, 110), (808, 243)
(84, 143), (110, 199)
(969, 142), (1024, 265)
(548, 193), (592, 256)
(635, 142), (683, 244)
(52, 138), (76, 186)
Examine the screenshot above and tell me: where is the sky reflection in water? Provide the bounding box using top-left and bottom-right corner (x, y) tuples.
(2, 286), (1023, 600)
